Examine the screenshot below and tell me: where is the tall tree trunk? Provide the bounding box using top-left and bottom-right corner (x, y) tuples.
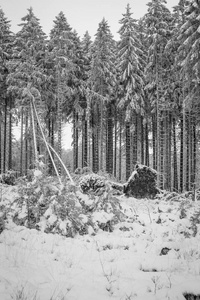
(191, 115), (196, 191)
(20, 108), (24, 176)
(126, 122), (131, 180)
(132, 112), (137, 169)
(167, 113), (172, 191)
(3, 98), (8, 173)
(73, 110), (78, 171)
(160, 114), (164, 190)
(99, 94), (104, 170)
(114, 110), (117, 178)
(119, 119), (122, 181)
(92, 115), (99, 173)
(0, 114), (1, 174)
(152, 114), (157, 170)
(82, 110), (88, 168)
(56, 63), (62, 175)
(141, 115), (144, 165)
(8, 97), (12, 171)
(173, 117), (178, 192)
(145, 121), (149, 167)
(186, 113), (190, 191)
(179, 108), (186, 193)
(25, 108), (28, 175)
(48, 112), (52, 174)
(106, 103), (113, 175)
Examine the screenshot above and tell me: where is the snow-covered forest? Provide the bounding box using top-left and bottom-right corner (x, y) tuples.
(0, 0), (199, 189)
(1, 0), (200, 299)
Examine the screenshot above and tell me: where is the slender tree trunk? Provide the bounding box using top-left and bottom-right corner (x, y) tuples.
(48, 112), (52, 174)
(25, 109), (28, 175)
(191, 115), (196, 190)
(126, 122), (131, 180)
(145, 121), (149, 167)
(20, 108), (24, 176)
(160, 114), (164, 190)
(141, 115), (144, 165)
(119, 119), (122, 181)
(114, 110), (117, 178)
(3, 98), (8, 173)
(0, 114), (1, 174)
(186, 113), (190, 191)
(132, 112), (137, 169)
(168, 113), (172, 191)
(173, 117), (178, 192)
(106, 103), (113, 175)
(180, 116), (184, 192)
(82, 110), (88, 167)
(73, 110), (78, 171)
(57, 83), (62, 175)
(99, 89), (104, 171)
(92, 116), (99, 173)
(152, 114), (157, 170)
(8, 97), (12, 171)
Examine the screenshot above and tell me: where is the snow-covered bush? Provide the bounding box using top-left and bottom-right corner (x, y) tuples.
(79, 174), (106, 195)
(0, 170), (17, 185)
(11, 173), (134, 237)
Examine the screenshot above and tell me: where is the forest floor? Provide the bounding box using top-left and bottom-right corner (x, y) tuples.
(0, 182), (200, 300)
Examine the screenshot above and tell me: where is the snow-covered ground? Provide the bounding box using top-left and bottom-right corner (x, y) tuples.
(0, 184), (200, 300)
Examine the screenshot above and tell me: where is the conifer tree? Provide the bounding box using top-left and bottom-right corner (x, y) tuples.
(81, 31), (92, 168)
(118, 4), (145, 180)
(177, 0), (200, 192)
(7, 7), (47, 173)
(0, 8), (13, 173)
(143, 0), (173, 188)
(89, 18), (116, 173)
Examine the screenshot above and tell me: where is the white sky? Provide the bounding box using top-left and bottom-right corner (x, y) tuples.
(1, 0), (178, 40)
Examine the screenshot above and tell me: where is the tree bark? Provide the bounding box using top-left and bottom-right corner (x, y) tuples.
(173, 117), (178, 192)
(126, 122), (131, 180)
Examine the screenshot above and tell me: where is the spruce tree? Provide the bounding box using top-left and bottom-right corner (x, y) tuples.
(118, 4), (145, 180)
(7, 7), (47, 172)
(143, 0), (173, 188)
(89, 18), (116, 174)
(0, 7), (13, 173)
